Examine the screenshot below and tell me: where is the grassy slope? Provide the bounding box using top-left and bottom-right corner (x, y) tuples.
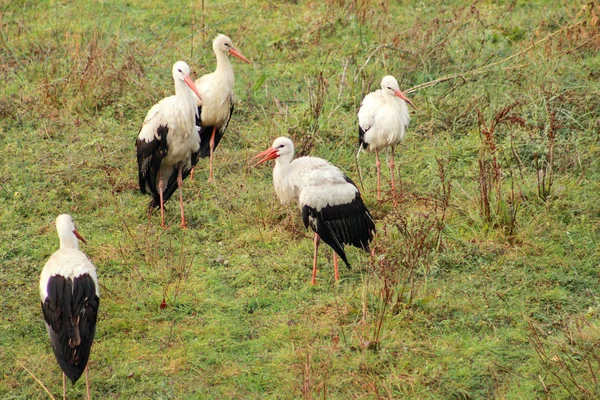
(1, 0), (599, 398)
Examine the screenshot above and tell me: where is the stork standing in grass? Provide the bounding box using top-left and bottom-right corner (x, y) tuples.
(358, 75), (415, 200)
(40, 214), (99, 400)
(136, 61), (203, 228)
(253, 137), (376, 285)
(191, 34), (252, 182)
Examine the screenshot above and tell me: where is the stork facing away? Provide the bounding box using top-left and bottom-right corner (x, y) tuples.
(253, 137), (376, 284)
(136, 61), (203, 228)
(40, 214), (100, 400)
(192, 34), (251, 182)
(358, 75), (415, 200)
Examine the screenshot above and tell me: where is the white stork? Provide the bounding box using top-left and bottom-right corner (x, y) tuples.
(136, 61), (203, 228)
(357, 75), (415, 200)
(253, 137), (376, 284)
(40, 214), (100, 400)
(192, 34), (251, 182)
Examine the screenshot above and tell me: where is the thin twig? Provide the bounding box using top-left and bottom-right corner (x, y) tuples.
(190, 0), (195, 59)
(406, 19), (587, 94)
(149, 2), (188, 64)
(99, 282), (126, 302)
(338, 57), (349, 99)
(201, 0), (206, 41)
(406, 75), (464, 94)
(19, 361), (56, 400)
(355, 147), (365, 192)
(558, 31), (600, 56)
(538, 374), (548, 393)
(353, 44), (386, 83)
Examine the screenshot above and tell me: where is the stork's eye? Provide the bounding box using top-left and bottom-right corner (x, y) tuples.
(277, 144), (285, 149)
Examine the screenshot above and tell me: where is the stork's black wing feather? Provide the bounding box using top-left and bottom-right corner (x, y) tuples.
(136, 125), (169, 208)
(302, 182), (375, 268)
(303, 204), (350, 267)
(359, 124), (369, 150)
(41, 274), (99, 383)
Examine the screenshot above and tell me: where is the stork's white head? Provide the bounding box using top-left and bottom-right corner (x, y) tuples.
(172, 61), (192, 80)
(252, 137), (295, 167)
(56, 214), (86, 250)
(213, 34), (252, 64)
(380, 75), (415, 109)
(172, 61), (203, 100)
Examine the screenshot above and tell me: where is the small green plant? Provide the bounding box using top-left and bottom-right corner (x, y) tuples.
(535, 95), (558, 202)
(360, 190), (445, 349)
(476, 103), (524, 238)
(306, 71), (329, 133)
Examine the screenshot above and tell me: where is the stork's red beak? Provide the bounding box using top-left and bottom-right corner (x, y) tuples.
(251, 147), (279, 167)
(394, 89), (415, 109)
(73, 229), (87, 244)
(184, 75), (203, 101)
(229, 48), (252, 64)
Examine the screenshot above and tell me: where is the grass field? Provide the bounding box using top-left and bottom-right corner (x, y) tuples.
(1, 0), (600, 398)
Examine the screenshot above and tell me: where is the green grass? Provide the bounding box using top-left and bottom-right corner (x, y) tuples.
(2, 0), (600, 398)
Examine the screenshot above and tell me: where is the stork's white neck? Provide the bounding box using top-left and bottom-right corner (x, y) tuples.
(214, 50), (234, 81)
(59, 233), (79, 250)
(273, 153), (296, 205)
(174, 77), (199, 118)
(56, 220), (80, 250)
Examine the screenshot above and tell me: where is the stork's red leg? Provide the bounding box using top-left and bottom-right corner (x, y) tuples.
(177, 164), (187, 228)
(312, 234), (320, 285)
(333, 252), (339, 281)
(208, 126), (216, 182)
(390, 146), (396, 191)
(158, 170), (165, 228)
(62, 373), (66, 400)
(85, 366), (91, 400)
(375, 149), (381, 200)
(389, 145), (396, 193)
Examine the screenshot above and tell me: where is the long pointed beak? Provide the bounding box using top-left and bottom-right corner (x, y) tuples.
(394, 89), (415, 109)
(184, 75), (203, 100)
(73, 229), (87, 244)
(251, 147), (279, 167)
(229, 48), (252, 64)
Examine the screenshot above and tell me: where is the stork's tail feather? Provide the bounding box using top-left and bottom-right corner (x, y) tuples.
(338, 249), (351, 269)
(321, 232), (352, 270)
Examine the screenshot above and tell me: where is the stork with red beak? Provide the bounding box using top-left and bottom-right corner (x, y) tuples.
(253, 137), (376, 284)
(358, 75), (415, 200)
(40, 214), (100, 400)
(136, 61), (203, 228)
(192, 34), (252, 182)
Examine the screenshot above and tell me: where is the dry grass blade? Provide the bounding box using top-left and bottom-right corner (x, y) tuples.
(18, 362), (56, 400)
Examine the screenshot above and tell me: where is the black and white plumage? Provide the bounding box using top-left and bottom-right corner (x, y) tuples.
(253, 137), (376, 284)
(192, 34), (251, 182)
(358, 75), (415, 200)
(136, 61), (203, 228)
(40, 214), (99, 400)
